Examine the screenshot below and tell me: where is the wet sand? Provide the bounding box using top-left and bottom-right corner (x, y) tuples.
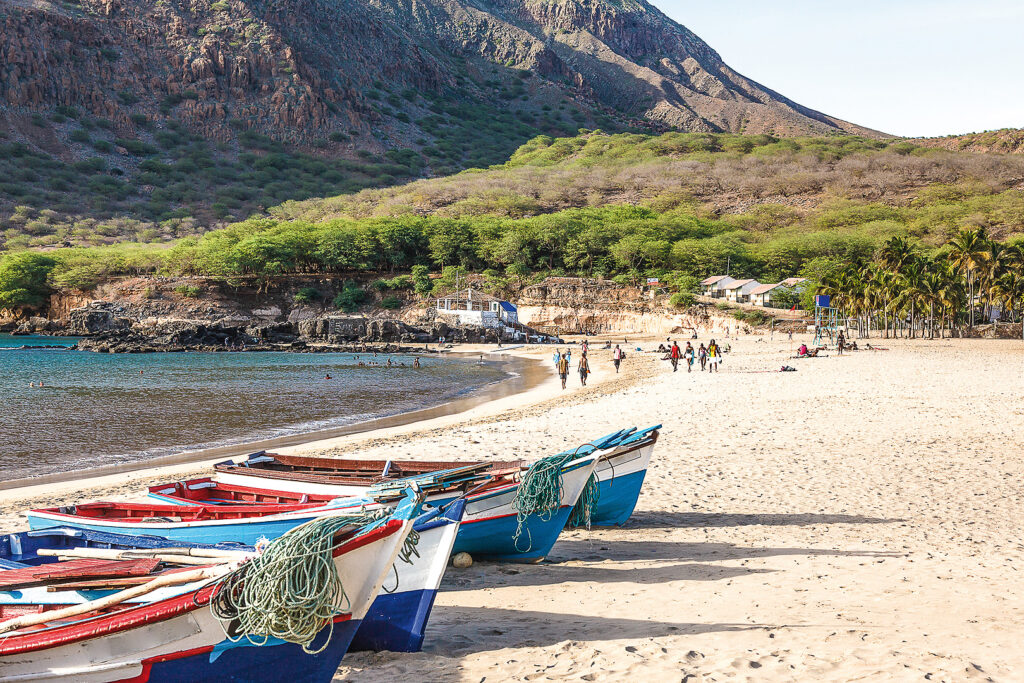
(3, 336), (1024, 681)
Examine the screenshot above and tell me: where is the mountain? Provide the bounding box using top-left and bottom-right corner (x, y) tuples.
(1, 0), (879, 240)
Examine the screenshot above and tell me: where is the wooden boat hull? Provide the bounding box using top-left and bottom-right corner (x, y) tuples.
(451, 454), (600, 562)
(591, 436), (657, 526)
(24, 508), (350, 546)
(349, 500), (464, 653)
(0, 515), (414, 682)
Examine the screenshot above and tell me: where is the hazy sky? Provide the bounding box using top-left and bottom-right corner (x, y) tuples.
(655, 1), (1024, 137)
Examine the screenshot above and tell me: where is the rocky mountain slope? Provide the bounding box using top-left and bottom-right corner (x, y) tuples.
(916, 129), (1024, 155)
(1, 0), (877, 237)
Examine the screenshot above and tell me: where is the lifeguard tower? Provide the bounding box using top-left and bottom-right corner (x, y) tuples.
(813, 294), (839, 346)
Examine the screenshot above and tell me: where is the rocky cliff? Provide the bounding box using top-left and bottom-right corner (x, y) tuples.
(0, 0), (878, 234)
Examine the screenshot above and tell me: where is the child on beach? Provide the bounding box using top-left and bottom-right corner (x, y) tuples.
(557, 353), (569, 389)
(698, 343), (708, 371)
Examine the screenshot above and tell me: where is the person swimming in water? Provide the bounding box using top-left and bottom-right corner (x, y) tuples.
(413, 357), (421, 368)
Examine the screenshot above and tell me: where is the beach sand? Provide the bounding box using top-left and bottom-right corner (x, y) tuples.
(3, 336), (1023, 681)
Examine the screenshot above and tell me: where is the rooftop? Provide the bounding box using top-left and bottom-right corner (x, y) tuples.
(750, 283), (782, 295)
(700, 275), (731, 285)
(723, 279), (757, 289)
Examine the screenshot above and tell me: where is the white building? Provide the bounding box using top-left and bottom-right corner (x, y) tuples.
(722, 279), (760, 303)
(699, 275), (737, 298)
(435, 288), (518, 329)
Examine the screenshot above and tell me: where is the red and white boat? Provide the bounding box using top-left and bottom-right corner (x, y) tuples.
(0, 500), (419, 682)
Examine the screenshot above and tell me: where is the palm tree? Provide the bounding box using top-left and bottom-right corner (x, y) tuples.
(947, 228), (988, 328)
(993, 271), (1024, 340)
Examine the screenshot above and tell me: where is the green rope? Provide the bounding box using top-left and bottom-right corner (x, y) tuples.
(210, 510), (388, 654)
(567, 472), (600, 529)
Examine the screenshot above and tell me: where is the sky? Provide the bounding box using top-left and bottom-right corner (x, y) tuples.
(654, 0), (1024, 137)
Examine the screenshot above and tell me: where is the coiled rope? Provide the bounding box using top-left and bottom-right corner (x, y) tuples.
(209, 510), (389, 654)
(511, 444), (600, 550)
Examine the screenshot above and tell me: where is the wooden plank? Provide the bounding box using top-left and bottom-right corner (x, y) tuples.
(0, 558), (160, 590)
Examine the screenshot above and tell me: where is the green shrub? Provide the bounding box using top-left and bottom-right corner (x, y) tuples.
(69, 129), (91, 143)
(669, 291), (695, 308)
(332, 282), (367, 312)
(411, 265), (432, 295)
(293, 286), (321, 303)
(379, 295), (402, 309)
(173, 284), (201, 298)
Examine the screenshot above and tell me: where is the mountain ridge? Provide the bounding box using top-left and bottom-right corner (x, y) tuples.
(1, 0), (885, 241)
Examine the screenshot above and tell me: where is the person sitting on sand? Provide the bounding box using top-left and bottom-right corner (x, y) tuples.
(797, 343), (809, 357)
(557, 353), (570, 389)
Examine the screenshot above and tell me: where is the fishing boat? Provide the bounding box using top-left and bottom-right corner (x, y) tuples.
(348, 499), (464, 652)
(452, 452), (601, 562)
(0, 493), (420, 682)
(568, 425), (661, 527)
(25, 500), (375, 546)
(212, 455), (527, 499)
(3, 501), (464, 655)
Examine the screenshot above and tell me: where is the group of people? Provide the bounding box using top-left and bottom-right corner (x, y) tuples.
(668, 339), (725, 373)
(552, 338), (627, 389)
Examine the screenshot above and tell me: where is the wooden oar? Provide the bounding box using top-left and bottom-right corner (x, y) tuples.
(0, 564), (232, 635)
(36, 547), (251, 564)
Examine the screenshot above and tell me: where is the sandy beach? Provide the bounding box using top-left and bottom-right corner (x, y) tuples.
(3, 335), (1023, 681)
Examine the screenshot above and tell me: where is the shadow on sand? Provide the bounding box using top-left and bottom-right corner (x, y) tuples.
(420, 606), (769, 655)
(623, 511), (904, 529)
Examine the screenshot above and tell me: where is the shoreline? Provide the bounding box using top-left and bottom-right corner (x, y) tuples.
(0, 344), (565, 501)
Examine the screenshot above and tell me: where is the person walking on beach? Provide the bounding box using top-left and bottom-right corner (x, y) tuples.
(557, 353), (570, 389)
(684, 342), (695, 373)
(553, 350), (560, 366)
(566, 348), (571, 365)
(707, 338), (721, 373)
(698, 343), (708, 371)
(670, 341), (681, 372)
(577, 353), (590, 386)
(613, 344), (623, 373)
(837, 331), (845, 355)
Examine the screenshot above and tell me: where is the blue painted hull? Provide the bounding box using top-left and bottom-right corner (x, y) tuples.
(348, 588), (437, 653)
(452, 505), (574, 562)
(144, 619), (361, 683)
(591, 468), (648, 526)
(25, 514), (317, 546)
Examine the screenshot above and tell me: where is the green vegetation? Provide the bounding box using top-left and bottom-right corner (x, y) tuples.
(293, 286), (321, 304)
(332, 281), (368, 312)
(0, 122), (421, 251)
(818, 230), (1024, 338)
(2, 131), (1023, 321)
(173, 284), (201, 298)
(0, 252), (56, 308)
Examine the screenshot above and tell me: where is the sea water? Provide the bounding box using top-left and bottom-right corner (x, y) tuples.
(0, 335), (510, 479)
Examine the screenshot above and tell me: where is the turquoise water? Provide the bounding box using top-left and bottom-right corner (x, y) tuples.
(0, 335), (510, 479)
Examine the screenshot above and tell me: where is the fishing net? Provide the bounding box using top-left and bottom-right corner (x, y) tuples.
(511, 446), (600, 549)
(210, 509), (400, 654)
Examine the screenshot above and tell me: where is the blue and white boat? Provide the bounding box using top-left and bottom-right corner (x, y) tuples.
(0, 494), (421, 682)
(572, 425), (661, 527)
(4, 501), (464, 655)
